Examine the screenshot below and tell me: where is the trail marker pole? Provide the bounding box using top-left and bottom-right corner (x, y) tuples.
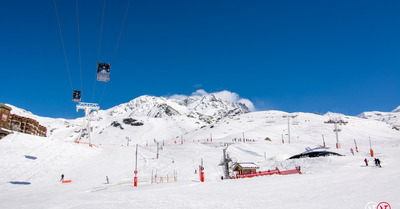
(354, 139), (359, 153)
(199, 158), (204, 182)
(369, 137), (374, 157)
(322, 135), (326, 147)
(134, 144), (138, 187)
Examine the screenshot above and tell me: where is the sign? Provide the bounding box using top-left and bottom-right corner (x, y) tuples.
(377, 202), (391, 209)
(1, 113), (7, 122)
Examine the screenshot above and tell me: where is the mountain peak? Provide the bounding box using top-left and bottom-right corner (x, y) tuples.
(392, 105), (400, 113)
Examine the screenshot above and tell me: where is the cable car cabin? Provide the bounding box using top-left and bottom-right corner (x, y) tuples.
(72, 90), (82, 102)
(97, 62), (111, 82)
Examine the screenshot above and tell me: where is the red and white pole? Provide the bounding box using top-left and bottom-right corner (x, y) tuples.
(369, 137), (374, 157)
(354, 139), (359, 153)
(322, 135), (326, 147)
(199, 158), (204, 182)
(134, 144), (138, 187)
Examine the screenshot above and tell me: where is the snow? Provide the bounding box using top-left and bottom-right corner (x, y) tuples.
(1, 101), (400, 208)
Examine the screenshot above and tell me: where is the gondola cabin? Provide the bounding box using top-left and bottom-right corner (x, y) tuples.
(97, 62), (111, 82)
(72, 90), (82, 102)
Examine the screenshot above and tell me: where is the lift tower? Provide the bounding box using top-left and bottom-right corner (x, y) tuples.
(76, 102), (100, 146)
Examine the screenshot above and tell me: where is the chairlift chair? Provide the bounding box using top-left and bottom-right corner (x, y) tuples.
(97, 62), (111, 82)
(72, 90), (82, 102)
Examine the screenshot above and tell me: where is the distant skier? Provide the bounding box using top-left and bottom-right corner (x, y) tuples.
(350, 148), (354, 156)
(377, 158), (381, 167)
(106, 176), (109, 184)
(364, 158), (368, 166)
(60, 174), (64, 182)
(374, 158), (378, 166)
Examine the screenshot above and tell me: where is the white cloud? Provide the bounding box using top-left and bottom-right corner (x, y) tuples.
(238, 98), (255, 111)
(213, 90), (240, 103)
(167, 89), (256, 111)
(191, 89), (208, 97)
(168, 94), (188, 100)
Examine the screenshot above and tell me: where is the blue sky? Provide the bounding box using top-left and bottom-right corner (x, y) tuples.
(1, 0), (399, 118)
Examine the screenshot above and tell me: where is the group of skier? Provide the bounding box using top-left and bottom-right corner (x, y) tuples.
(364, 158), (381, 167)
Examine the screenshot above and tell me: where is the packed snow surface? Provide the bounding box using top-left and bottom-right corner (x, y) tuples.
(1, 99), (400, 208)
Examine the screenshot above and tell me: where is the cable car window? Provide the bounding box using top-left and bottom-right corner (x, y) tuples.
(97, 62), (111, 82)
(72, 90), (82, 102)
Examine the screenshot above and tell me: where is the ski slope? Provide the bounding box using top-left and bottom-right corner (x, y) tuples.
(0, 109), (399, 208)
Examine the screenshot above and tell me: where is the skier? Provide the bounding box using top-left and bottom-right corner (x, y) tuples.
(364, 158), (368, 166)
(60, 174), (64, 182)
(377, 158), (381, 167)
(106, 176), (109, 184)
(374, 158), (378, 166)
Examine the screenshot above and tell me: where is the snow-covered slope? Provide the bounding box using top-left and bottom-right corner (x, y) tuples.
(358, 106), (400, 128)
(2, 99), (400, 208)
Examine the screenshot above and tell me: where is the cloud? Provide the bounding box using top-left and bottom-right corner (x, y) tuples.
(168, 89), (256, 111)
(191, 89), (208, 97)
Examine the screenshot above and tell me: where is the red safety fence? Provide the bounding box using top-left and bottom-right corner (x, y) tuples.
(236, 166), (301, 179)
(62, 180), (71, 183)
(74, 141), (99, 148)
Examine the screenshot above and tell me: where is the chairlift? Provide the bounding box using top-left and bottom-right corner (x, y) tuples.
(97, 62), (111, 82)
(72, 90), (82, 102)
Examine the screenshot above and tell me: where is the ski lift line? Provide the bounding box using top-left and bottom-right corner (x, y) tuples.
(92, 0), (106, 102)
(99, 82), (108, 105)
(76, 0), (83, 91)
(97, 0), (106, 63)
(111, 0), (131, 66)
(53, 0), (73, 91)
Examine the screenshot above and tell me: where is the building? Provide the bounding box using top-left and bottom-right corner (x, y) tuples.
(232, 162), (260, 175)
(8, 114), (47, 137)
(0, 102), (47, 138)
(0, 103), (12, 138)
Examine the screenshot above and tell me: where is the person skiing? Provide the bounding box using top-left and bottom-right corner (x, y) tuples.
(106, 176), (109, 184)
(377, 158), (381, 167)
(60, 174), (64, 182)
(364, 158), (368, 166)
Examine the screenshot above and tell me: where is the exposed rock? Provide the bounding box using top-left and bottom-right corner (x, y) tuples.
(122, 118), (144, 126)
(111, 121), (124, 130)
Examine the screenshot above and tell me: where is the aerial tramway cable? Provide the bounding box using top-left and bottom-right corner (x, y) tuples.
(53, 0), (131, 104)
(53, 0), (73, 92)
(92, 0), (106, 102)
(76, 0), (83, 91)
(98, 0), (131, 105)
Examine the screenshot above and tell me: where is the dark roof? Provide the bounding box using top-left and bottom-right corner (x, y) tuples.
(0, 103), (12, 110)
(288, 151), (343, 159)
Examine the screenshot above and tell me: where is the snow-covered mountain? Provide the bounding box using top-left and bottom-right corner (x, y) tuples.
(2, 98), (400, 209)
(103, 94), (250, 122)
(357, 106), (400, 128)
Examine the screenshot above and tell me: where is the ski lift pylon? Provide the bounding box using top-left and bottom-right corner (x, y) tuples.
(72, 90), (82, 102)
(97, 62), (111, 82)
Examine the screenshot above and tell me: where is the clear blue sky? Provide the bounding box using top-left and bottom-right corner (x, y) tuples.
(1, 0), (399, 118)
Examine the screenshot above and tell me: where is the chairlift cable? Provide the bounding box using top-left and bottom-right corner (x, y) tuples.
(92, 0), (106, 102)
(76, 0), (83, 91)
(53, 0), (73, 91)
